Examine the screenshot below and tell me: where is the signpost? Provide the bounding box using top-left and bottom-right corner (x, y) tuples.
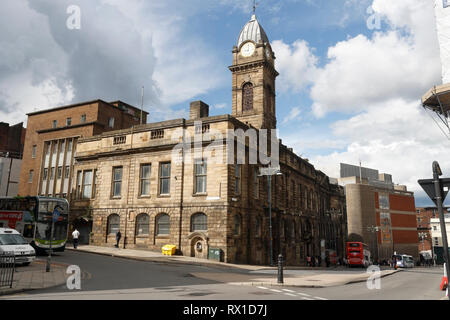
(418, 162), (450, 296)
(259, 166), (282, 266)
(46, 206), (61, 272)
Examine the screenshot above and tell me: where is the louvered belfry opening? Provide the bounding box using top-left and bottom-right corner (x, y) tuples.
(242, 82), (254, 111)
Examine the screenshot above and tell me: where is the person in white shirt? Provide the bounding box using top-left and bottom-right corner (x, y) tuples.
(72, 228), (80, 249)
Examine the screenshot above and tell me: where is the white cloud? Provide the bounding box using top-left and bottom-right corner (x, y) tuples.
(0, 0), (227, 125)
(282, 107), (301, 124)
(272, 40), (318, 93)
(310, 0), (441, 118)
(286, 0), (447, 202)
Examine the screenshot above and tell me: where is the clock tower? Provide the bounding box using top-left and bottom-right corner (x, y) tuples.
(229, 14), (279, 130)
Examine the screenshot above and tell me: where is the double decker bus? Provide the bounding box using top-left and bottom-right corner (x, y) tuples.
(347, 242), (371, 268)
(0, 196), (69, 253)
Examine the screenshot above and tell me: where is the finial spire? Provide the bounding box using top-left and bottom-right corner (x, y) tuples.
(253, 0), (258, 14)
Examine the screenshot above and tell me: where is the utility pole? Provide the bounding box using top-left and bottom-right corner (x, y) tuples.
(259, 166), (283, 266)
(5, 152), (12, 196)
(432, 162), (450, 282)
(418, 162), (450, 287)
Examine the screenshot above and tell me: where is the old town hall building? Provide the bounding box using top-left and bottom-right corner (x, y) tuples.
(70, 15), (346, 265)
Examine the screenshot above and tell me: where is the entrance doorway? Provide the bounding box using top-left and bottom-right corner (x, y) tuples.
(191, 237), (206, 259)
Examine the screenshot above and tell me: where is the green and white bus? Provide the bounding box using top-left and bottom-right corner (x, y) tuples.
(0, 196), (69, 253)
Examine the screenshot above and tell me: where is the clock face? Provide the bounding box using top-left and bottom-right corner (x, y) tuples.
(241, 42), (255, 57)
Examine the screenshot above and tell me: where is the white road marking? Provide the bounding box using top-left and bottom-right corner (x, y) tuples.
(301, 297), (315, 300)
(282, 289), (296, 293)
(314, 296), (328, 300)
(270, 289), (283, 293)
(284, 293), (297, 297)
(297, 292), (312, 297)
(257, 286), (269, 290)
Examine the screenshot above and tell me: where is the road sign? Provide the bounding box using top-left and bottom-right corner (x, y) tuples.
(52, 207), (60, 222)
(259, 166), (281, 176)
(418, 178), (450, 205)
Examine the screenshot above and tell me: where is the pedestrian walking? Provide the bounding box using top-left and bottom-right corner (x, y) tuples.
(307, 255), (311, 267)
(72, 228), (80, 249)
(115, 230), (122, 248)
(325, 254), (330, 268)
(317, 255), (322, 267)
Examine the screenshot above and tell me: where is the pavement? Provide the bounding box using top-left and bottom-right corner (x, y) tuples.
(66, 245), (401, 288)
(0, 259), (69, 296)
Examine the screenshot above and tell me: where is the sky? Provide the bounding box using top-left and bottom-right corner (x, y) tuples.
(0, 0), (449, 206)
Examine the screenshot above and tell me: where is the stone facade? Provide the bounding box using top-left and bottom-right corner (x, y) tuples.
(72, 114), (346, 265)
(70, 15), (347, 266)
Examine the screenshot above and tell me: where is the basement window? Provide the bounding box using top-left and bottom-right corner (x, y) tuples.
(113, 136), (126, 145)
(151, 129), (164, 140)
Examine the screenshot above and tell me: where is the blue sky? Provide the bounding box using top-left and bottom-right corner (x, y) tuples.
(1, 0), (449, 206)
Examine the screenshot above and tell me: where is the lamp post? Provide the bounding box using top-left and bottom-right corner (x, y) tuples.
(367, 225), (380, 263)
(46, 205), (61, 272)
(5, 152), (12, 197)
(259, 166), (283, 266)
(418, 162), (450, 287)
(419, 232), (428, 252)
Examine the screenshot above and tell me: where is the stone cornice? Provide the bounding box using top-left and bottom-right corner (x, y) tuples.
(229, 60), (279, 77)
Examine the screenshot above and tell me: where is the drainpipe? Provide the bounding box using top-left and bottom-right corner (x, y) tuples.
(178, 120), (186, 251)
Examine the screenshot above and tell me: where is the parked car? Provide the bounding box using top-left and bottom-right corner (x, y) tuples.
(392, 254), (415, 268)
(0, 228), (36, 266)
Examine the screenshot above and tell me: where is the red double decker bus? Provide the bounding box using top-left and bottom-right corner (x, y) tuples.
(347, 242), (371, 267)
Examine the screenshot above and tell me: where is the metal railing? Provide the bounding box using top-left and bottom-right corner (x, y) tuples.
(0, 252), (15, 288)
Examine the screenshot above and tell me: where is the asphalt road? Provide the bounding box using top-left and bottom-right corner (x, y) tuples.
(2, 250), (447, 300)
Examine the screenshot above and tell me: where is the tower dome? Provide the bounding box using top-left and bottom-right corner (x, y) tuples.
(237, 14), (269, 48)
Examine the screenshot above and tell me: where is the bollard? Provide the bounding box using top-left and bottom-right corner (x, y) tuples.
(278, 254), (284, 284)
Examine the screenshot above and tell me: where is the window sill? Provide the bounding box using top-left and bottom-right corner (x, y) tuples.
(135, 235), (150, 238)
(110, 197), (122, 200)
(155, 235), (170, 239)
(192, 193), (208, 197)
(158, 194), (171, 198)
(138, 195), (151, 199)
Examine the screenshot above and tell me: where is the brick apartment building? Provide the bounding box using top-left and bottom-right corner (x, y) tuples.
(0, 122), (26, 196)
(0, 122), (26, 157)
(70, 14), (347, 265)
(17, 100), (147, 242)
(339, 163), (419, 261)
(415, 207), (443, 253)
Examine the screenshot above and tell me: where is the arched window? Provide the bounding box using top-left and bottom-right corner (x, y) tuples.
(156, 213), (170, 235)
(107, 214), (120, 235)
(242, 82), (253, 111)
(135, 213), (149, 236)
(309, 191), (313, 210)
(303, 186), (308, 210)
(234, 214), (241, 235)
(191, 213), (207, 232)
(255, 216), (261, 237)
(285, 219), (289, 241)
(298, 221), (302, 238)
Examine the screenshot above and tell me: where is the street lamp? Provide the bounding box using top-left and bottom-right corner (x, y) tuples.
(367, 225), (380, 263)
(259, 166), (283, 266)
(418, 232), (429, 252)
